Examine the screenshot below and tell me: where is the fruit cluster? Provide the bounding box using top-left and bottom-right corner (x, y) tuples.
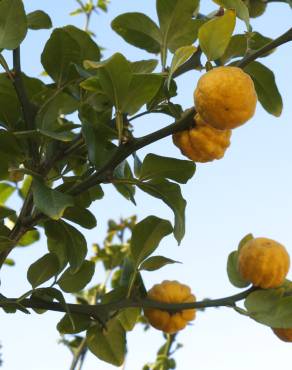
(173, 66), (257, 163)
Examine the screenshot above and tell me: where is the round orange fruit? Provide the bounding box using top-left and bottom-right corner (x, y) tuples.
(272, 328), (292, 342)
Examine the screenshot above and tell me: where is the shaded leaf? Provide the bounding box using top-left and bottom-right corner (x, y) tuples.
(227, 251), (250, 288)
(63, 206), (97, 229)
(111, 13), (161, 53)
(0, 206), (15, 220)
(27, 253), (60, 288)
(244, 61), (283, 117)
(213, 0), (249, 29)
(0, 0), (27, 49)
(138, 179), (186, 244)
(130, 60), (158, 74)
(57, 313), (92, 334)
(87, 319), (126, 366)
(32, 179), (74, 220)
(139, 153), (196, 183)
(118, 307), (141, 331)
(27, 10), (52, 30)
(139, 255), (180, 271)
(58, 260), (95, 293)
(130, 216), (173, 266)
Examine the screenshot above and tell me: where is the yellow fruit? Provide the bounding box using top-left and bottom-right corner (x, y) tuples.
(238, 237), (290, 289)
(144, 280), (196, 334)
(172, 114), (231, 162)
(272, 328), (292, 342)
(194, 66), (257, 130)
(243, 0), (267, 18)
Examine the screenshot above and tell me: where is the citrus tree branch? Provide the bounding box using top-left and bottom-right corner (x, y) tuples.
(237, 27), (292, 68)
(1, 287), (255, 317)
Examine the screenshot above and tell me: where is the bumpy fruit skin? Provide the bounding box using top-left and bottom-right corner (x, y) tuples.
(144, 280), (196, 334)
(194, 66), (257, 130)
(238, 237), (290, 289)
(172, 114), (231, 162)
(272, 328), (292, 342)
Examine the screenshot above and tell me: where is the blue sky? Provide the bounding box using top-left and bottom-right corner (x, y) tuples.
(1, 1), (292, 369)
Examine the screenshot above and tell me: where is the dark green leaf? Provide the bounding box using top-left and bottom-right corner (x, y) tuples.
(41, 28), (80, 86)
(32, 179), (74, 220)
(0, 206), (15, 220)
(58, 260), (95, 293)
(130, 60), (158, 74)
(199, 10), (236, 61)
(139, 255), (180, 271)
(45, 220), (87, 273)
(139, 153), (196, 183)
(18, 229), (40, 247)
(0, 74), (21, 128)
(227, 251), (250, 288)
(0, 236), (14, 252)
(138, 179), (186, 244)
(57, 313), (92, 334)
(27, 10), (52, 30)
(244, 61), (283, 117)
(27, 253), (60, 288)
(130, 216), (173, 266)
(111, 13), (161, 53)
(0, 0), (27, 49)
(157, 0), (200, 53)
(86, 319), (126, 366)
(63, 206), (97, 229)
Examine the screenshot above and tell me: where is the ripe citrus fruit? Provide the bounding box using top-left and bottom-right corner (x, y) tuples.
(144, 280), (196, 334)
(272, 328), (292, 342)
(238, 237), (290, 289)
(173, 114), (231, 162)
(194, 66), (257, 130)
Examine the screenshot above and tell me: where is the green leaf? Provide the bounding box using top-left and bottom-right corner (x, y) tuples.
(139, 255), (180, 271)
(122, 74), (163, 115)
(168, 45), (197, 88)
(118, 307), (141, 331)
(0, 0), (27, 49)
(130, 216), (173, 267)
(0, 130), (23, 160)
(227, 251), (250, 288)
(0, 236), (14, 252)
(86, 319), (126, 366)
(41, 28), (81, 86)
(214, 0), (250, 29)
(0, 183), (15, 205)
(0, 74), (21, 128)
(63, 206), (97, 229)
(33, 287), (72, 319)
(58, 260), (95, 293)
(111, 13), (161, 53)
(199, 10), (236, 61)
(57, 313), (92, 334)
(45, 220), (87, 273)
(130, 60), (158, 74)
(244, 61), (283, 117)
(32, 179), (74, 220)
(137, 179), (186, 244)
(18, 230), (40, 247)
(27, 253), (60, 288)
(0, 206), (15, 220)
(139, 153), (196, 183)
(27, 10), (52, 30)
(157, 0), (200, 54)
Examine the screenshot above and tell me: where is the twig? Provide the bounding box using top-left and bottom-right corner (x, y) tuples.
(69, 337), (87, 370)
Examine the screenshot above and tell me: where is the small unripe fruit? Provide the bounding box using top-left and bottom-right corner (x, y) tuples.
(144, 280), (196, 334)
(238, 237), (290, 289)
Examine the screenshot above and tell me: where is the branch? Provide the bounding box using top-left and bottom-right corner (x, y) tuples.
(12, 47), (39, 166)
(237, 27), (292, 68)
(69, 107), (196, 195)
(1, 287), (256, 317)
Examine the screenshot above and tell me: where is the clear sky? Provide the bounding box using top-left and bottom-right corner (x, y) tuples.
(1, 1), (292, 369)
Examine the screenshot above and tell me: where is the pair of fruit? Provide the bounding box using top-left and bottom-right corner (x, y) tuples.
(144, 237), (291, 341)
(173, 66), (257, 163)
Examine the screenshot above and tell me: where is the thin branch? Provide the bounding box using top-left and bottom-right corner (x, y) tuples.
(1, 287), (256, 317)
(69, 337), (87, 370)
(237, 27), (292, 68)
